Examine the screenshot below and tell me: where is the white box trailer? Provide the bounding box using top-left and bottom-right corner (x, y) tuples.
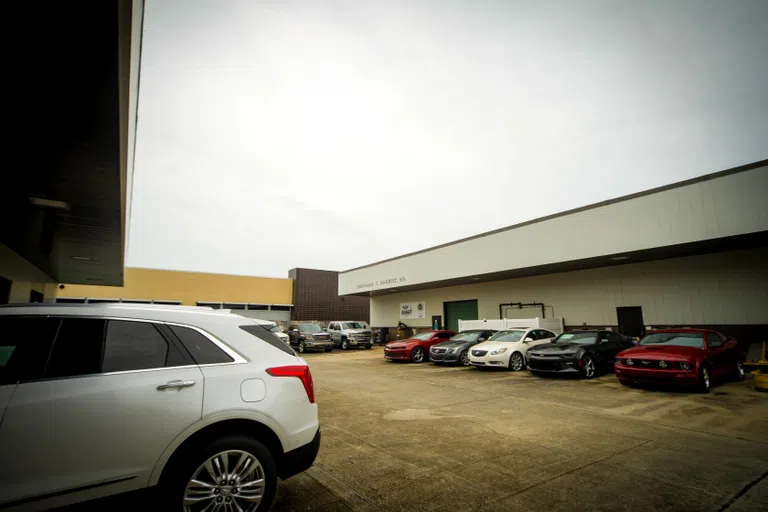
(458, 317), (564, 335)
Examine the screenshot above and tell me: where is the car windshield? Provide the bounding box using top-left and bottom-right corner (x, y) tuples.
(640, 332), (705, 348)
(488, 331), (525, 342)
(300, 324), (323, 333)
(411, 332), (434, 341)
(451, 332), (482, 342)
(342, 322), (364, 329)
(554, 332), (597, 344)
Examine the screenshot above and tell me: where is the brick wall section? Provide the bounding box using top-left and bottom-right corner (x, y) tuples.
(289, 268), (370, 322)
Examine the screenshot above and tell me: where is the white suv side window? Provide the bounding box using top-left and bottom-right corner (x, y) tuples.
(45, 318), (188, 378)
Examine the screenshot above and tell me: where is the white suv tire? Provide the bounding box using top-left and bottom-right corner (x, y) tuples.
(161, 435), (277, 511)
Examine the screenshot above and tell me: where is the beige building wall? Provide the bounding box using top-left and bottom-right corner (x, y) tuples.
(8, 281), (58, 303)
(56, 267), (293, 305)
(340, 163), (768, 296)
(369, 248), (768, 328)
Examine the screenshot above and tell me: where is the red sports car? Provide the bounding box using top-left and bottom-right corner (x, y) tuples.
(384, 330), (456, 363)
(614, 328), (744, 392)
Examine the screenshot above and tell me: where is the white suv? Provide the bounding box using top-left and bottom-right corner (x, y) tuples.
(0, 304), (320, 511)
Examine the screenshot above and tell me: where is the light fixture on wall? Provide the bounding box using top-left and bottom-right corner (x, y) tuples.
(29, 196), (70, 210)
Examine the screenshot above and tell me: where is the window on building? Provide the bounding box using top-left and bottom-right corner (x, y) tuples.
(153, 300), (182, 305)
(223, 303), (246, 310)
(247, 304), (269, 311)
(86, 298), (120, 304)
(169, 325), (234, 365)
(120, 299), (152, 304)
(55, 297), (86, 304)
(270, 305), (292, 312)
(197, 302), (222, 309)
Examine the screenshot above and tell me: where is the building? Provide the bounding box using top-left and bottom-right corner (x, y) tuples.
(289, 268), (370, 323)
(1, 1), (143, 303)
(339, 160), (768, 344)
(55, 267), (294, 322)
(53, 267), (370, 324)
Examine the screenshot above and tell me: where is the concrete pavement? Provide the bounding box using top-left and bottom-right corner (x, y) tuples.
(272, 347), (768, 512)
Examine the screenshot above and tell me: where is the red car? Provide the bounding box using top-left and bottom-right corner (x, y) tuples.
(614, 328), (744, 392)
(384, 330), (456, 363)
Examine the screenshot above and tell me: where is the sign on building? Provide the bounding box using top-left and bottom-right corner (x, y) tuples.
(400, 302), (425, 319)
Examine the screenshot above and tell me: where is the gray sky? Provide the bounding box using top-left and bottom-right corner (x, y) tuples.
(127, 0), (768, 278)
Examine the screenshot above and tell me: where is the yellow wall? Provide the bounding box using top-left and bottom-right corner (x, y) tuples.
(56, 267), (293, 305)
(9, 281), (58, 303)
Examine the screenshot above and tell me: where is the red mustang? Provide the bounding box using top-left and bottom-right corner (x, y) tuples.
(615, 328), (744, 392)
(384, 330), (456, 363)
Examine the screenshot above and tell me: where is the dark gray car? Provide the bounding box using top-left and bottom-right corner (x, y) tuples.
(430, 329), (497, 366)
(287, 322), (333, 353)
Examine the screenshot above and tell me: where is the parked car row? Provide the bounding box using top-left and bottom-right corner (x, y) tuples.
(383, 327), (745, 392)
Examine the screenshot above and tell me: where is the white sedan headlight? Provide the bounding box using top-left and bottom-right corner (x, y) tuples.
(490, 348), (508, 355)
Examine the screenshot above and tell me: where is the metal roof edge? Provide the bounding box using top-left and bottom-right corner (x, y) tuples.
(340, 158), (768, 274)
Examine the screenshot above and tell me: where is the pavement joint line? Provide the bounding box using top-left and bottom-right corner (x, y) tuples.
(304, 464), (380, 512)
(599, 458), (720, 499)
(473, 439), (655, 510)
(717, 469), (768, 512)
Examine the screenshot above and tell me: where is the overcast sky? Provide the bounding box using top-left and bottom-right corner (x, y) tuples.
(127, 0), (768, 278)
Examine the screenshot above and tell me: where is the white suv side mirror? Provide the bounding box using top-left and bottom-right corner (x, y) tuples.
(524, 337), (534, 342)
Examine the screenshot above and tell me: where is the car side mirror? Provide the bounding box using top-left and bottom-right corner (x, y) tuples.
(478, 338), (486, 342)
(524, 337), (534, 342)
(600, 338), (608, 344)
(291, 329), (299, 333)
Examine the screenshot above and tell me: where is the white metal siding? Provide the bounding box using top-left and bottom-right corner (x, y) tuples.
(368, 248), (768, 328)
(340, 164), (768, 295)
(459, 318), (564, 334)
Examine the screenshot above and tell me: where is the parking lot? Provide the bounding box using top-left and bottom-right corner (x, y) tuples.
(271, 347), (768, 512)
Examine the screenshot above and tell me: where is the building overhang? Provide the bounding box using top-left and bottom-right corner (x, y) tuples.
(0, 0), (143, 286)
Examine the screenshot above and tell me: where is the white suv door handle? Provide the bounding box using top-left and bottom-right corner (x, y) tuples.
(157, 380), (196, 391)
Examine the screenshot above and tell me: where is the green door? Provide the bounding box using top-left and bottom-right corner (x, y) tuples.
(444, 300), (478, 333)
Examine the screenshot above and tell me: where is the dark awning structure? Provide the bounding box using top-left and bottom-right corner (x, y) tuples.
(1, 0), (143, 286)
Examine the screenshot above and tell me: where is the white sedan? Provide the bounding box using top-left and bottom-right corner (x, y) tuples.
(468, 328), (557, 371)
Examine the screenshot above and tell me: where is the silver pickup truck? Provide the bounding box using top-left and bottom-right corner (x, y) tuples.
(327, 321), (373, 350)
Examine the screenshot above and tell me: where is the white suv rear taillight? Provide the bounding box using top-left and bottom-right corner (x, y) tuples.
(266, 365), (315, 403)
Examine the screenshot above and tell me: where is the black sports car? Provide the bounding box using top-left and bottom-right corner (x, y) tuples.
(526, 330), (633, 378)
(429, 329), (496, 366)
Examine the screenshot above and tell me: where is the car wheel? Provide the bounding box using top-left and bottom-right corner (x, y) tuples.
(734, 359), (745, 381)
(508, 352), (524, 371)
(325, 347), (332, 352)
(162, 435), (276, 512)
(365, 344), (372, 350)
(411, 347), (425, 363)
(341, 339), (348, 350)
(698, 365), (711, 393)
(581, 355), (596, 379)
(459, 350), (470, 366)
(297, 340), (306, 353)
